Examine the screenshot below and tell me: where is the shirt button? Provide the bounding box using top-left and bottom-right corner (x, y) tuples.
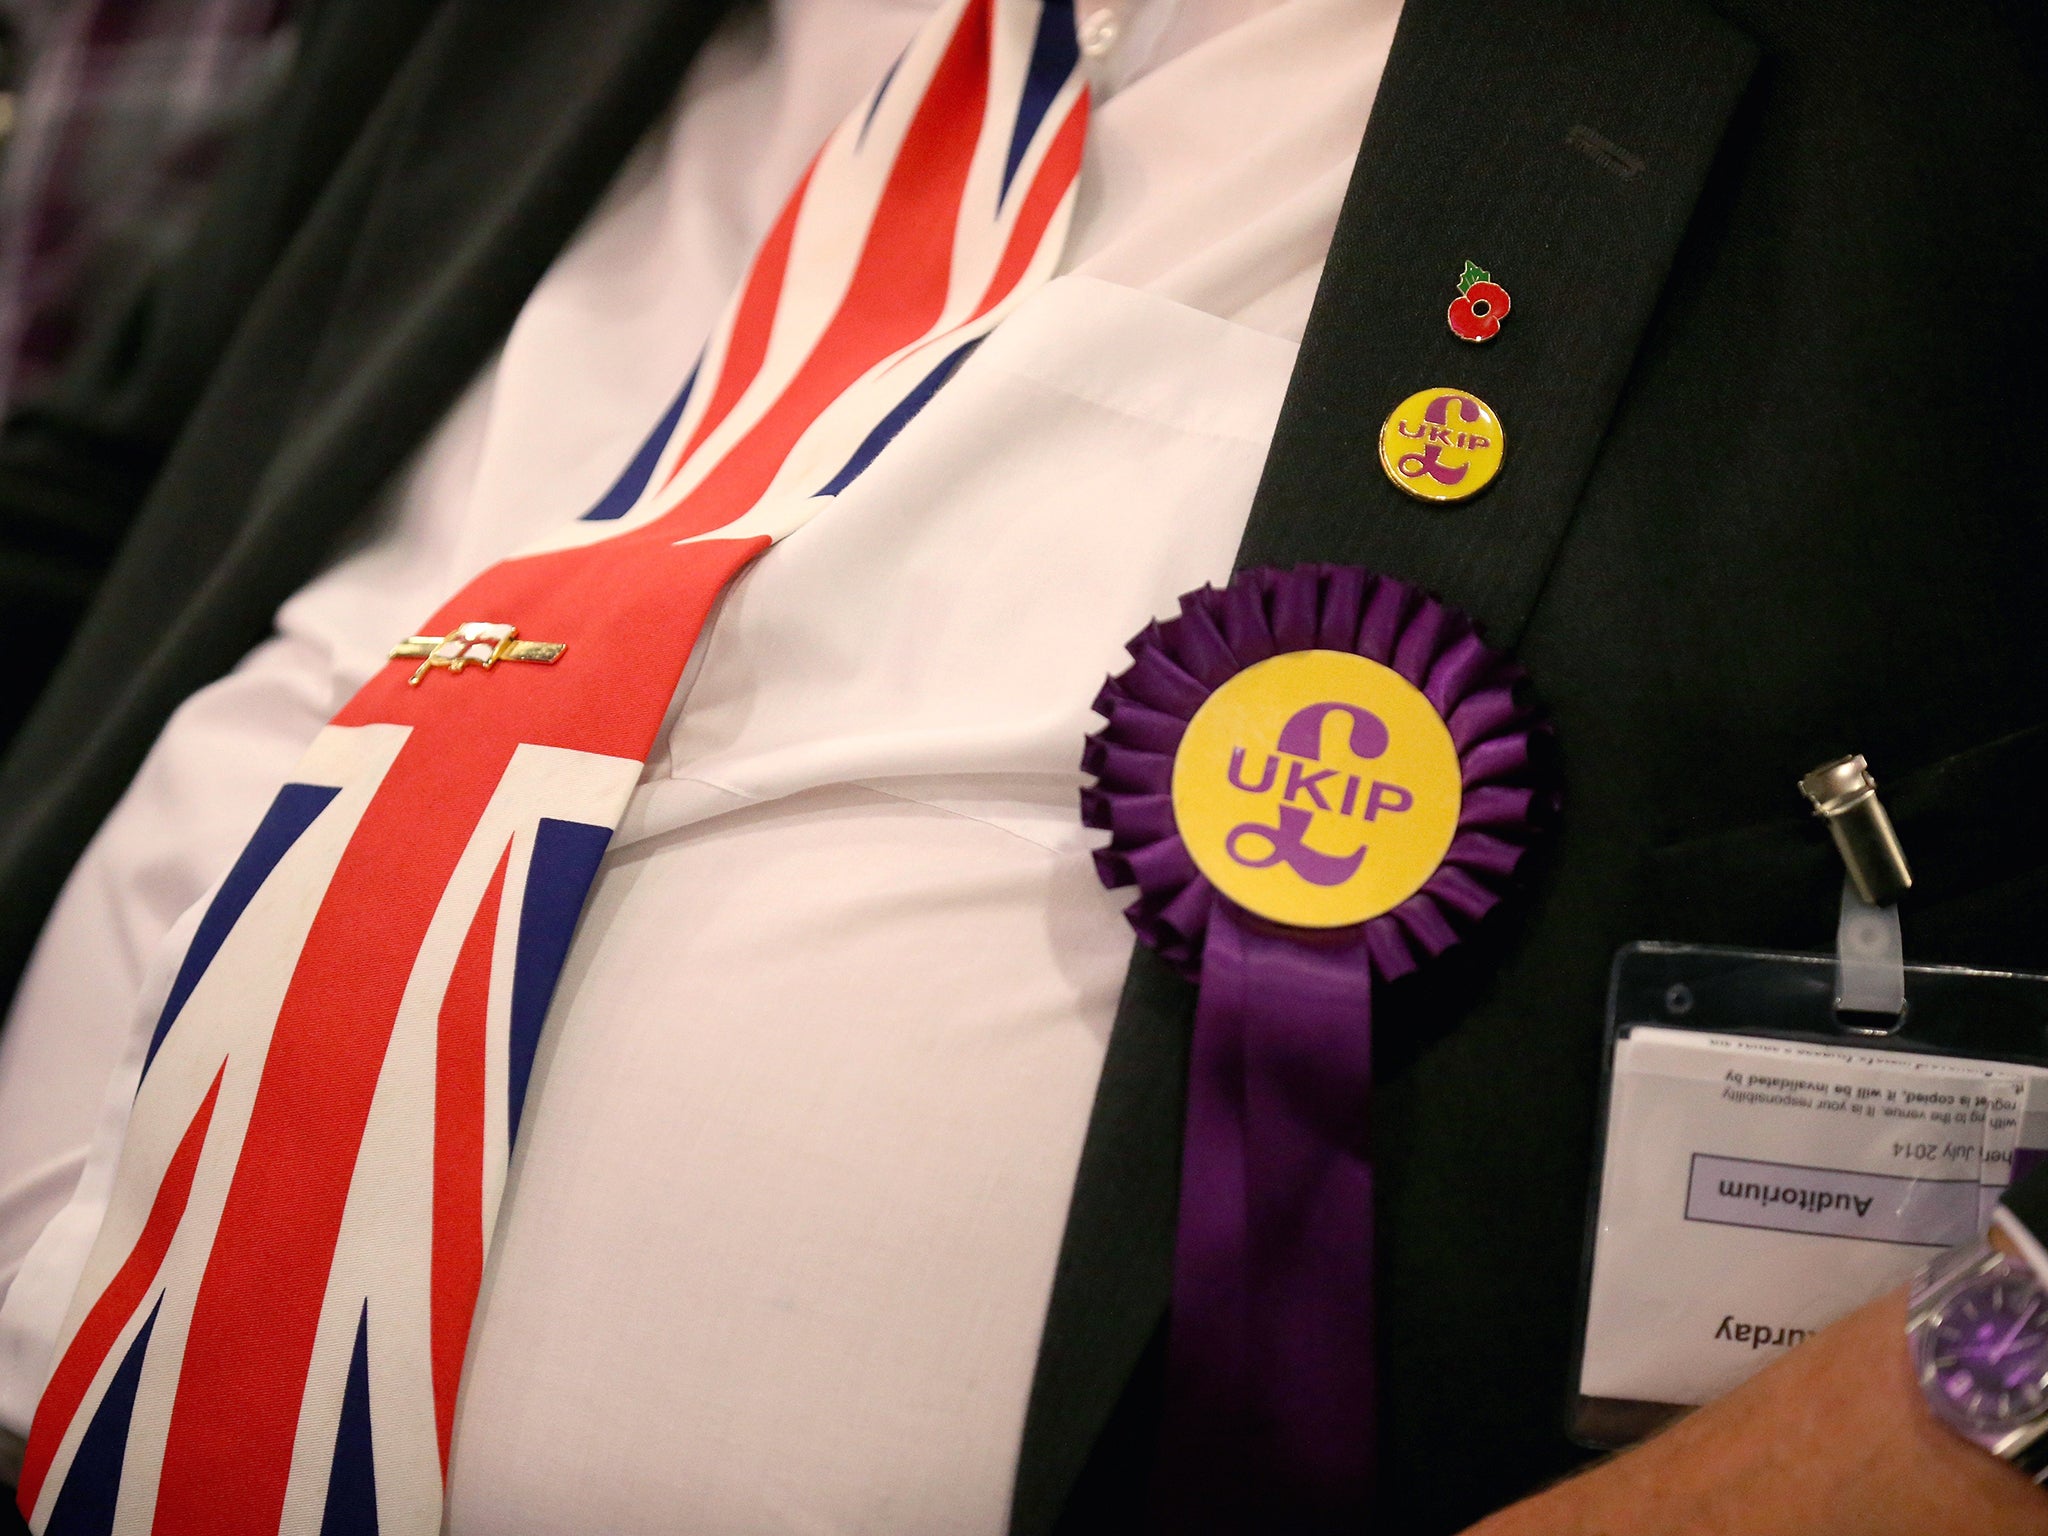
(1079, 7), (1121, 56)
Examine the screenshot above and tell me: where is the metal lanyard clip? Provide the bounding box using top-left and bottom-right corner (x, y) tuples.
(1799, 754), (1913, 907)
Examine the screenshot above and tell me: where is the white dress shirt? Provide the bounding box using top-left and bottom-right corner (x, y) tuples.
(0, 0), (1399, 1524)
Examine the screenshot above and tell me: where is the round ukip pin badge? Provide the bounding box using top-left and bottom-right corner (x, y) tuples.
(1377, 386), (1505, 503)
(1169, 649), (1463, 930)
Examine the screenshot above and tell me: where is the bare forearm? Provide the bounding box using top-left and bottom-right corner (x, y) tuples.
(1468, 1289), (2048, 1536)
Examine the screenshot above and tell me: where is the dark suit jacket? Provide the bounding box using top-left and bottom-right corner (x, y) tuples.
(0, 0), (2042, 1532)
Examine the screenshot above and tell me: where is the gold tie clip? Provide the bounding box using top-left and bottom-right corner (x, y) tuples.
(389, 622), (567, 686)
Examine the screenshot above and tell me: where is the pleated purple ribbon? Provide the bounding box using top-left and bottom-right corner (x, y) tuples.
(1081, 565), (1547, 1532)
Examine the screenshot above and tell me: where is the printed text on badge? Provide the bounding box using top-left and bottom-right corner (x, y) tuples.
(1376, 387), (1506, 503)
(1169, 649), (1463, 928)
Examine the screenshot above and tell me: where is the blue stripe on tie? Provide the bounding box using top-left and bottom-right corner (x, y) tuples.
(1001, 0), (1078, 204)
(44, 1298), (161, 1536)
(814, 339), (983, 497)
(859, 46), (907, 146)
(319, 1304), (378, 1536)
(581, 362), (699, 521)
(141, 782), (340, 1082)
(508, 818), (613, 1143)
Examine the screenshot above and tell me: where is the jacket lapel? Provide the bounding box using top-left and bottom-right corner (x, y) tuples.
(1010, 1), (1756, 1528)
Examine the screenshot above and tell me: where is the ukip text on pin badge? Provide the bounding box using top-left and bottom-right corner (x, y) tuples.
(389, 622), (567, 685)
(1448, 260), (1511, 342)
(1378, 387), (1505, 503)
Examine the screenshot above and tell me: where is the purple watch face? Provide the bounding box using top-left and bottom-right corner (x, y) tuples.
(1922, 1272), (2048, 1434)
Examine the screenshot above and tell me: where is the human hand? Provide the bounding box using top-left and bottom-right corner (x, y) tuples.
(1465, 1286), (2048, 1536)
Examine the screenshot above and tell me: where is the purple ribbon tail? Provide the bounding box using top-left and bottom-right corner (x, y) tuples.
(1153, 905), (1376, 1533)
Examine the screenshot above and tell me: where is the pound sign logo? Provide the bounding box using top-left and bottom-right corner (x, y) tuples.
(1222, 702), (1403, 885)
(1171, 650), (1463, 929)
(1377, 387), (1506, 504)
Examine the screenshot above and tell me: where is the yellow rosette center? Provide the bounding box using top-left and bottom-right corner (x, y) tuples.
(1170, 650), (1463, 929)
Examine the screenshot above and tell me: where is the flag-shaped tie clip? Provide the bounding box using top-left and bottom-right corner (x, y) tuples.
(389, 621), (567, 684)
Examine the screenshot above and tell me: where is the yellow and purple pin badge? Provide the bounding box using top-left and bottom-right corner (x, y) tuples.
(1378, 387), (1505, 502)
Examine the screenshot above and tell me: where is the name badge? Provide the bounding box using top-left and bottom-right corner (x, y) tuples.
(1573, 943), (2048, 1449)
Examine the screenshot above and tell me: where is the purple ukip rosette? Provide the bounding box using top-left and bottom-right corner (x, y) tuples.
(1080, 563), (1548, 1532)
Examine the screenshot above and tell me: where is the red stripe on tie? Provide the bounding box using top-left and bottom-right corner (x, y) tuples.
(663, 161), (817, 482)
(431, 840), (508, 1471)
(18, 1066), (225, 1514)
(337, 537), (765, 760)
(646, 0), (992, 541)
(973, 92), (1087, 321)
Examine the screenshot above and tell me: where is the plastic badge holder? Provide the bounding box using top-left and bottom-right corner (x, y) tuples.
(1572, 941), (2048, 1450)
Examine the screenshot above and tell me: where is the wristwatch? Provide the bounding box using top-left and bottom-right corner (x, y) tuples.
(1909, 1234), (2048, 1480)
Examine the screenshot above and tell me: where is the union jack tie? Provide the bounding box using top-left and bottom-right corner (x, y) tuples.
(18, 1), (1087, 1527)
